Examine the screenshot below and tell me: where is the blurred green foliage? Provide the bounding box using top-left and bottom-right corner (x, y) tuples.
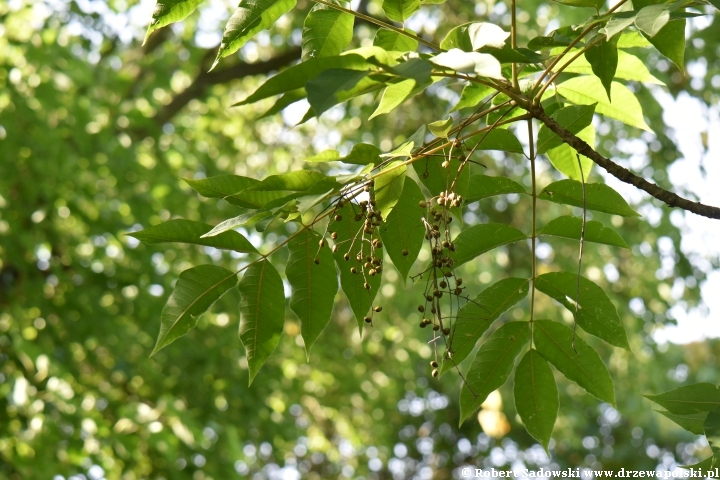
(1, 0), (719, 479)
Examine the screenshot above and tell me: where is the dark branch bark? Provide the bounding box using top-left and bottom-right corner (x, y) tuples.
(530, 105), (720, 220)
(153, 47), (301, 126)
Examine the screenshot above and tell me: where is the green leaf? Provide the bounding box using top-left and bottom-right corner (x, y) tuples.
(201, 210), (273, 238)
(341, 143), (382, 165)
(144, 0), (203, 44)
(467, 23), (511, 50)
(545, 125), (596, 181)
(450, 83), (493, 112)
(238, 259), (285, 384)
(584, 37), (618, 100)
(655, 409), (707, 435)
(183, 174), (262, 208)
(680, 456), (714, 471)
(644, 20), (685, 69)
(440, 23), (475, 51)
(129, 219), (258, 253)
(235, 54), (371, 106)
(539, 179), (640, 217)
(556, 76), (652, 132)
(643, 383), (720, 415)
(378, 178), (425, 283)
(331, 203), (382, 332)
(373, 28), (418, 52)
(459, 322), (531, 423)
(464, 175), (527, 204)
(213, 0), (297, 70)
(374, 161), (407, 219)
(302, 3), (354, 61)
(286, 230), (338, 356)
(428, 117), (453, 138)
(450, 223), (527, 267)
(382, 0), (420, 23)
(600, 12), (637, 41)
(412, 154), (469, 221)
(464, 129), (525, 154)
(705, 409), (720, 464)
(635, 4), (673, 37)
(560, 50), (664, 85)
(538, 215), (629, 248)
(514, 350), (559, 450)
(553, 0), (604, 9)
(441, 278), (530, 374)
(616, 31), (652, 48)
(307, 69), (368, 116)
(252, 171), (334, 191)
(534, 320), (615, 405)
(152, 265), (237, 356)
(535, 272), (629, 349)
(258, 88), (306, 119)
(536, 104), (596, 155)
(430, 49), (503, 79)
(369, 78), (429, 119)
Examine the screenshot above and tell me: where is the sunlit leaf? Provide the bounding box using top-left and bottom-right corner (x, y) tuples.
(450, 223), (527, 267)
(430, 49), (503, 79)
(373, 28), (419, 52)
(144, 0), (203, 44)
(152, 265), (237, 356)
(302, 2), (354, 61)
(545, 125), (595, 181)
(307, 69), (368, 116)
(585, 37), (618, 100)
(536, 103), (596, 155)
(560, 50), (664, 85)
(450, 83), (494, 112)
(369, 78), (429, 119)
(464, 128), (525, 154)
(382, 0), (420, 22)
(374, 161), (407, 219)
(238, 260), (286, 384)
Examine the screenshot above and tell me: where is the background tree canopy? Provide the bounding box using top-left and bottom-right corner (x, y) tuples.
(1, 0), (720, 479)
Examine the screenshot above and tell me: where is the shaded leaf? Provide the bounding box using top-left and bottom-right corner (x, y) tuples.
(374, 28), (419, 52)
(535, 272), (629, 349)
(302, 2), (354, 61)
(369, 78), (429, 119)
(441, 278), (530, 374)
(464, 128), (525, 154)
(258, 88), (306, 119)
(464, 175), (527, 204)
(450, 83), (494, 112)
(307, 68), (368, 116)
(643, 383), (720, 415)
(331, 203), (382, 332)
(440, 23), (475, 51)
(585, 37), (618, 100)
(539, 179), (640, 217)
(538, 215), (629, 248)
(655, 410), (707, 435)
(644, 20), (685, 69)
(378, 178), (425, 283)
(286, 230), (338, 356)
(306, 143), (381, 165)
(129, 219), (258, 253)
(635, 3), (673, 37)
(213, 0), (297, 69)
(534, 320), (615, 405)
(450, 223), (527, 267)
(553, 0), (604, 9)
(545, 125), (595, 181)
(374, 161), (407, 219)
(145, 0), (203, 43)
(459, 322), (531, 422)
(514, 350), (559, 450)
(557, 76), (652, 132)
(183, 174), (262, 208)
(152, 265), (237, 356)
(536, 104), (596, 154)
(705, 409), (720, 464)
(238, 260), (285, 384)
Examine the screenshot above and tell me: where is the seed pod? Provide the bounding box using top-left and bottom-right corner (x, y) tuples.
(433, 289), (440, 297)
(338, 199), (346, 207)
(351, 267), (358, 274)
(354, 214), (363, 221)
(442, 241), (449, 249)
(369, 269), (376, 276)
(314, 258), (320, 265)
(439, 281), (447, 289)
(332, 245), (339, 253)
(344, 253), (350, 261)
(376, 266), (383, 273)
(430, 306), (437, 314)
(319, 239), (326, 247)
(374, 306), (382, 313)
(335, 214), (343, 221)
(449, 243), (456, 252)
(422, 171), (429, 179)
(422, 318), (431, 326)
(456, 278), (463, 286)
(441, 160), (450, 168)
(364, 316), (372, 323)
(432, 368), (439, 377)
(418, 305), (425, 313)
(402, 248), (409, 256)
(443, 327), (451, 335)
(455, 288), (463, 295)
(419, 200), (427, 208)
(331, 232), (338, 240)
(432, 324), (440, 331)
(425, 295), (433, 302)
(430, 361), (438, 368)
(364, 282), (371, 290)
(369, 200), (376, 207)
(419, 321), (428, 328)
(364, 262), (372, 269)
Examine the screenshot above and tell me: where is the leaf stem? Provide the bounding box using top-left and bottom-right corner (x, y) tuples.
(511, 0), (519, 91)
(528, 118), (537, 326)
(309, 0), (442, 51)
(573, 153), (587, 354)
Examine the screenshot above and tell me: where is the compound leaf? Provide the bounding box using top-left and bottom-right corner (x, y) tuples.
(514, 350), (559, 450)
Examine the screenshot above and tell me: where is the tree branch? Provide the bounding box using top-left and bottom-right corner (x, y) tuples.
(530, 105), (720, 220)
(153, 47), (301, 126)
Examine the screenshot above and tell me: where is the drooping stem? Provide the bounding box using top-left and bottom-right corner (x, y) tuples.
(528, 119), (537, 324)
(573, 153), (587, 354)
(310, 0), (442, 51)
(510, 0), (519, 91)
